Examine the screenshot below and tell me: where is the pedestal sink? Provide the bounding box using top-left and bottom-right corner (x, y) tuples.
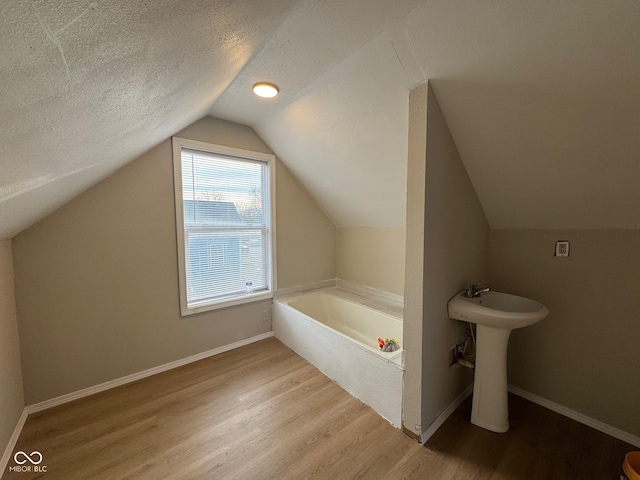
(448, 290), (549, 433)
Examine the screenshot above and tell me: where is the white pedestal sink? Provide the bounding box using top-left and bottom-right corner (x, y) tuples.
(448, 291), (549, 433)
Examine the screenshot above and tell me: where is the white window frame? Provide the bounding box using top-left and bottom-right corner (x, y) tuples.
(172, 136), (277, 316)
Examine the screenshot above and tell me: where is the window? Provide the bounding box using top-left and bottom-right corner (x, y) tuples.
(172, 137), (276, 315)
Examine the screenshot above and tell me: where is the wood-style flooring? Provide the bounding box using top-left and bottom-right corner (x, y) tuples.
(5, 337), (634, 479)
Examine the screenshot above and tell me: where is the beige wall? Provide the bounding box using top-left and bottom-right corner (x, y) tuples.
(402, 83), (428, 435)
(276, 161), (336, 289)
(12, 116), (335, 405)
(421, 84), (489, 430)
(336, 227), (405, 296)
(403, 83), (489, 436)
(0, 240), (24, 454)
(489, 229), (640, 438)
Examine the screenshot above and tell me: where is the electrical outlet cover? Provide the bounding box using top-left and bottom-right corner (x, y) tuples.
(555, 240), (570, 257)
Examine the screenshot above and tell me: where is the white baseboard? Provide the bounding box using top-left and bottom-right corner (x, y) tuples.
(26, 332), (274, 414)
(0, 408), (28, 478)
(421, 383), (474, 444)
(508, 384), (640, 448)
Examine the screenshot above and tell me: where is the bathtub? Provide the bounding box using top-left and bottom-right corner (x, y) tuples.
(273, 290), (404, 427)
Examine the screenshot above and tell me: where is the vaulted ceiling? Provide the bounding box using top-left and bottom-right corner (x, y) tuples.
(1, 1), (639, 239)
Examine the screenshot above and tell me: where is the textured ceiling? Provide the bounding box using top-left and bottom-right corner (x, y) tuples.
(1, 1), (640, 238)
(0, 0), (298, 239)
(213, 0), (640, 229)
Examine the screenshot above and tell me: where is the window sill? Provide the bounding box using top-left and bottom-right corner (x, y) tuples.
(181, 291), (273, 316)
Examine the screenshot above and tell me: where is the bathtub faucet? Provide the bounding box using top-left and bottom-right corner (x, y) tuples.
(463, 283), (490, 298)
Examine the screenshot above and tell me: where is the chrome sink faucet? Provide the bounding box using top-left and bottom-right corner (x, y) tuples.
(463, 283), (490, 298)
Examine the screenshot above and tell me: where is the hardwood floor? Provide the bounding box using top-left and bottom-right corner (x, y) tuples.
(5, 337), (634, 479)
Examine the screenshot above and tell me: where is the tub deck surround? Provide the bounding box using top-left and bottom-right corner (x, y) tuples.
(276, 283), (404, 318)
(273, 288), (404, 427)
(335, 278), (404, 310)
(275, 279), (337, 298)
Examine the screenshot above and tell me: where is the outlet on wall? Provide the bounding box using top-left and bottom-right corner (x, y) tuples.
(555, 240), (570, 257)
(262, 309), (271, 322)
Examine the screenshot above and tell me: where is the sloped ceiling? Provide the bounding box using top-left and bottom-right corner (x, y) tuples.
(2, 1), (640, 238)
(0, 0), (299, 239)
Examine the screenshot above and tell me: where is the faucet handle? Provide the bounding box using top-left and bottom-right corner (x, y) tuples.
(463, 283), (478, 297)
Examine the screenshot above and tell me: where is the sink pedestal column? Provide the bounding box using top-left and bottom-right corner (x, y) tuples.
(471, 325), (512, 433)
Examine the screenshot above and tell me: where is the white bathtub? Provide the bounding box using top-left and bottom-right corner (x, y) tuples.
(273, 290), (404, 427)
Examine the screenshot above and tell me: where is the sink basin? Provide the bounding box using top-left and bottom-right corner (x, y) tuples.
(448, 291), (549, 329)
(448, 289), (549, 433)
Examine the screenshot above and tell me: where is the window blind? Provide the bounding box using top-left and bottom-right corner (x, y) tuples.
(180, 148), (269, 307)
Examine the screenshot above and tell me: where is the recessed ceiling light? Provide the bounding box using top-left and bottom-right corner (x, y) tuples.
(252, 82), (279, 98)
